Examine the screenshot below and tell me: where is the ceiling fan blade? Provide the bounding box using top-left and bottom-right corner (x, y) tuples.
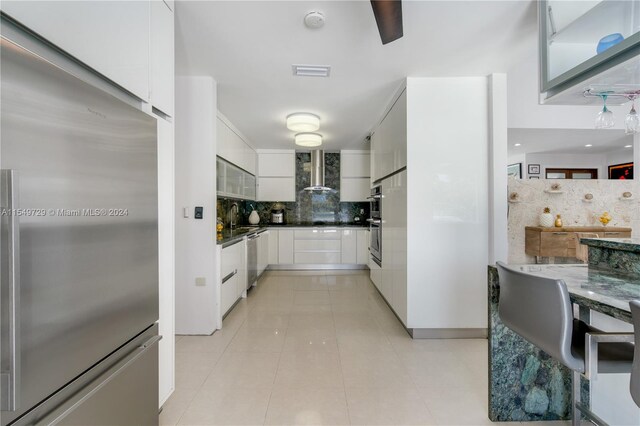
(370, 0), (403, 45)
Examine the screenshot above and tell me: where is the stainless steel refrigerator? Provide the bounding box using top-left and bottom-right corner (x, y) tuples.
(1, 22), (160, 426)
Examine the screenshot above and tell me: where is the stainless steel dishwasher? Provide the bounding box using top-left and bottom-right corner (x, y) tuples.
(246, 232), (259, 290)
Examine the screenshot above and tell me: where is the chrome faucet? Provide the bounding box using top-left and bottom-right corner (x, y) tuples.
(229, 202), (238, 229)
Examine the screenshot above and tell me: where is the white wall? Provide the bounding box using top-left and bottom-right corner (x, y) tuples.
(406, 76), (490, 331)
(525, 152), (608, 178)
(157, 118), (175, 406)
(175, 77), (218, 335)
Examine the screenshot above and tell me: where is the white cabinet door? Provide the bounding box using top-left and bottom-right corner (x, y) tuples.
(3, 1), (150, 101)
(373, 90), (406, 181)
(357, 230), (369, 265)
(257, 177), (295, 202)
(257, 231), (269, 275)
(341, 230), (357, 264)
(150, 0), (174, 116)
(383, 171), (407, 325)
(278, 229), (294, 264)
(369, 255), (381, 291)
(258, 152), (295, 177)
(216, 118), (233, 162)
(340, 178), (370, 202)
(268, 229), (279, 265)
(221, 273), (238, 316)
(340, 152), (370, 178)
(244, 145), (257, 175)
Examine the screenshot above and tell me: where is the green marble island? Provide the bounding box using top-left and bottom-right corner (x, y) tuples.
(488, 237), (640, 422)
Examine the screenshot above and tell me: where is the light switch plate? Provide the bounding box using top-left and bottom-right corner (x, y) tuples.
(183, 207), (189, 218)
(195, 277), (206, 286)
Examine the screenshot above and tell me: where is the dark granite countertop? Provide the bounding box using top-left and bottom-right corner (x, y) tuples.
(216, 223), (369, 246)
(580, 237), (640, 254)
(490, 264), (640, 323)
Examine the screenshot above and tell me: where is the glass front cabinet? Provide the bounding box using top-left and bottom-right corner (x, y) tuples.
(216, 156), (256, 201)
(540, 0), (640, 98)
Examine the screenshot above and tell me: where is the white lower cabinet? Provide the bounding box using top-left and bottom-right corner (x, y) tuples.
(357, 230), (369, 265)
(257, 231), (269, 276)
(277, 229), (294, 264)
(268, 229), (279, 265)
(220, 239), (246, 316)
(341, 230), (357, 264)
(369, 255), (381, 290)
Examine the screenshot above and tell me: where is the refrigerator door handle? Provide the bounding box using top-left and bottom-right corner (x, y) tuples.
(36, 334), (162, 425)
(1, 169), (21, 412)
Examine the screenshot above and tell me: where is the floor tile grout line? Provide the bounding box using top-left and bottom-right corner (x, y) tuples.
(330, 283), (354, 426)
(260, 273), (289, 426)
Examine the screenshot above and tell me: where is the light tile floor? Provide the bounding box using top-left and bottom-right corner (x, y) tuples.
(162, 270), (570, 426)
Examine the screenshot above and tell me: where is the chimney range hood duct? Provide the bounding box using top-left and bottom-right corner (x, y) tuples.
(304, 150), (332, 191)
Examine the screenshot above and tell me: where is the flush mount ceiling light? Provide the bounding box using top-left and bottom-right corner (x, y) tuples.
(286, 113), (320, 132)
(295, 133), (322, 147)
(514, 143), (521, 147)
(585, 144), (593, 147)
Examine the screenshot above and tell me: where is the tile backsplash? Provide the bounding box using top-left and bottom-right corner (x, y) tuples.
(217, 152), (369, 227)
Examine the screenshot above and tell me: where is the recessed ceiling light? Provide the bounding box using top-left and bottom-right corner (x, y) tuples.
(295, 133), (322, 147)
(625, 144), (633, 148)
(286, 113), (320, 132)
(585, 144), (593, 147)
(514, 143), (521, 147)
(292, 64), (331, 77)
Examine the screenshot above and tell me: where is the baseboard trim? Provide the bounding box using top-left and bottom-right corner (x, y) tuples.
(267, 264), (369, 270)
(409, 328), (488, 339)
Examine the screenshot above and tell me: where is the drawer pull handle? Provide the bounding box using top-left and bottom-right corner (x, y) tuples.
(606, 232), (620, 235)
(222, 269), (237, 284)
(552, 232), (568, 235)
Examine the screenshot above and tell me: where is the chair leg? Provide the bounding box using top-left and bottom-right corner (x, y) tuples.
(572, 370), (581, 426)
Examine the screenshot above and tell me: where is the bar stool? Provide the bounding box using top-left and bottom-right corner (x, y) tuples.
(631, 300), (640, 408)
(496, 262), (634, 426)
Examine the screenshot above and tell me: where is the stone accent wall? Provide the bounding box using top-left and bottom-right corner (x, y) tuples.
(507, 178), (640, 263)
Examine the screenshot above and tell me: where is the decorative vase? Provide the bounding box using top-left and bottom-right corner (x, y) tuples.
(540, 208), (554, 228)
(248, 210), (260, 225)
(554, 214), (563, 228)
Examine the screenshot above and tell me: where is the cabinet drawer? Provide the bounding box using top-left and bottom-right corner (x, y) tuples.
(604, 232), (632, 238)
(295, 240), (341, 252)
(539, 232), (573, 257)
(221, 273), (239, 316)
(294, 229), (341, 240)
(295, 252), (341, 264)
(221, 240), (244, 278)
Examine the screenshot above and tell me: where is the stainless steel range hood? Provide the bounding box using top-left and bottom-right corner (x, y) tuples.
(304, 149), (332, 191)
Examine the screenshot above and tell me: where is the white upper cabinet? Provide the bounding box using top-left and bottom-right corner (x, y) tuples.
(257, 150), (296, 202)
(216, 115), (257, 175)
(340, 150), (371, 202)
(150, 0), (174, 117)
(2, 1), (151, 101)
(258, 152), (295, 177)
(340, 151), (370, 178)
(371, 89), (407, 182)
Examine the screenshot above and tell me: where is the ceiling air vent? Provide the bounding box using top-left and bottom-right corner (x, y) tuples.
(292, 64), (331, 77)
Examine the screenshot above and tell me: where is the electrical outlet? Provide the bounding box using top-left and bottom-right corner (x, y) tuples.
(195, 277), (206, 286)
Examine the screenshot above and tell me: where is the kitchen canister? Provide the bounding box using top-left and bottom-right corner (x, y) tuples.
(248, 209), (260, 225)
(540, 207), (554, 228)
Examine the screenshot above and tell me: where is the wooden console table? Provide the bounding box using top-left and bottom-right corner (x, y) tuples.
(525, 226), (632, 260)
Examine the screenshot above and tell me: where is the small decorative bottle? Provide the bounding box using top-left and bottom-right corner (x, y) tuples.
(554, 214), (563, 228)
(540, 207), (554, 228)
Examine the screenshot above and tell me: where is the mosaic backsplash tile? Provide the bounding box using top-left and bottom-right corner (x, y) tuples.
(217, 152), (369, 226)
